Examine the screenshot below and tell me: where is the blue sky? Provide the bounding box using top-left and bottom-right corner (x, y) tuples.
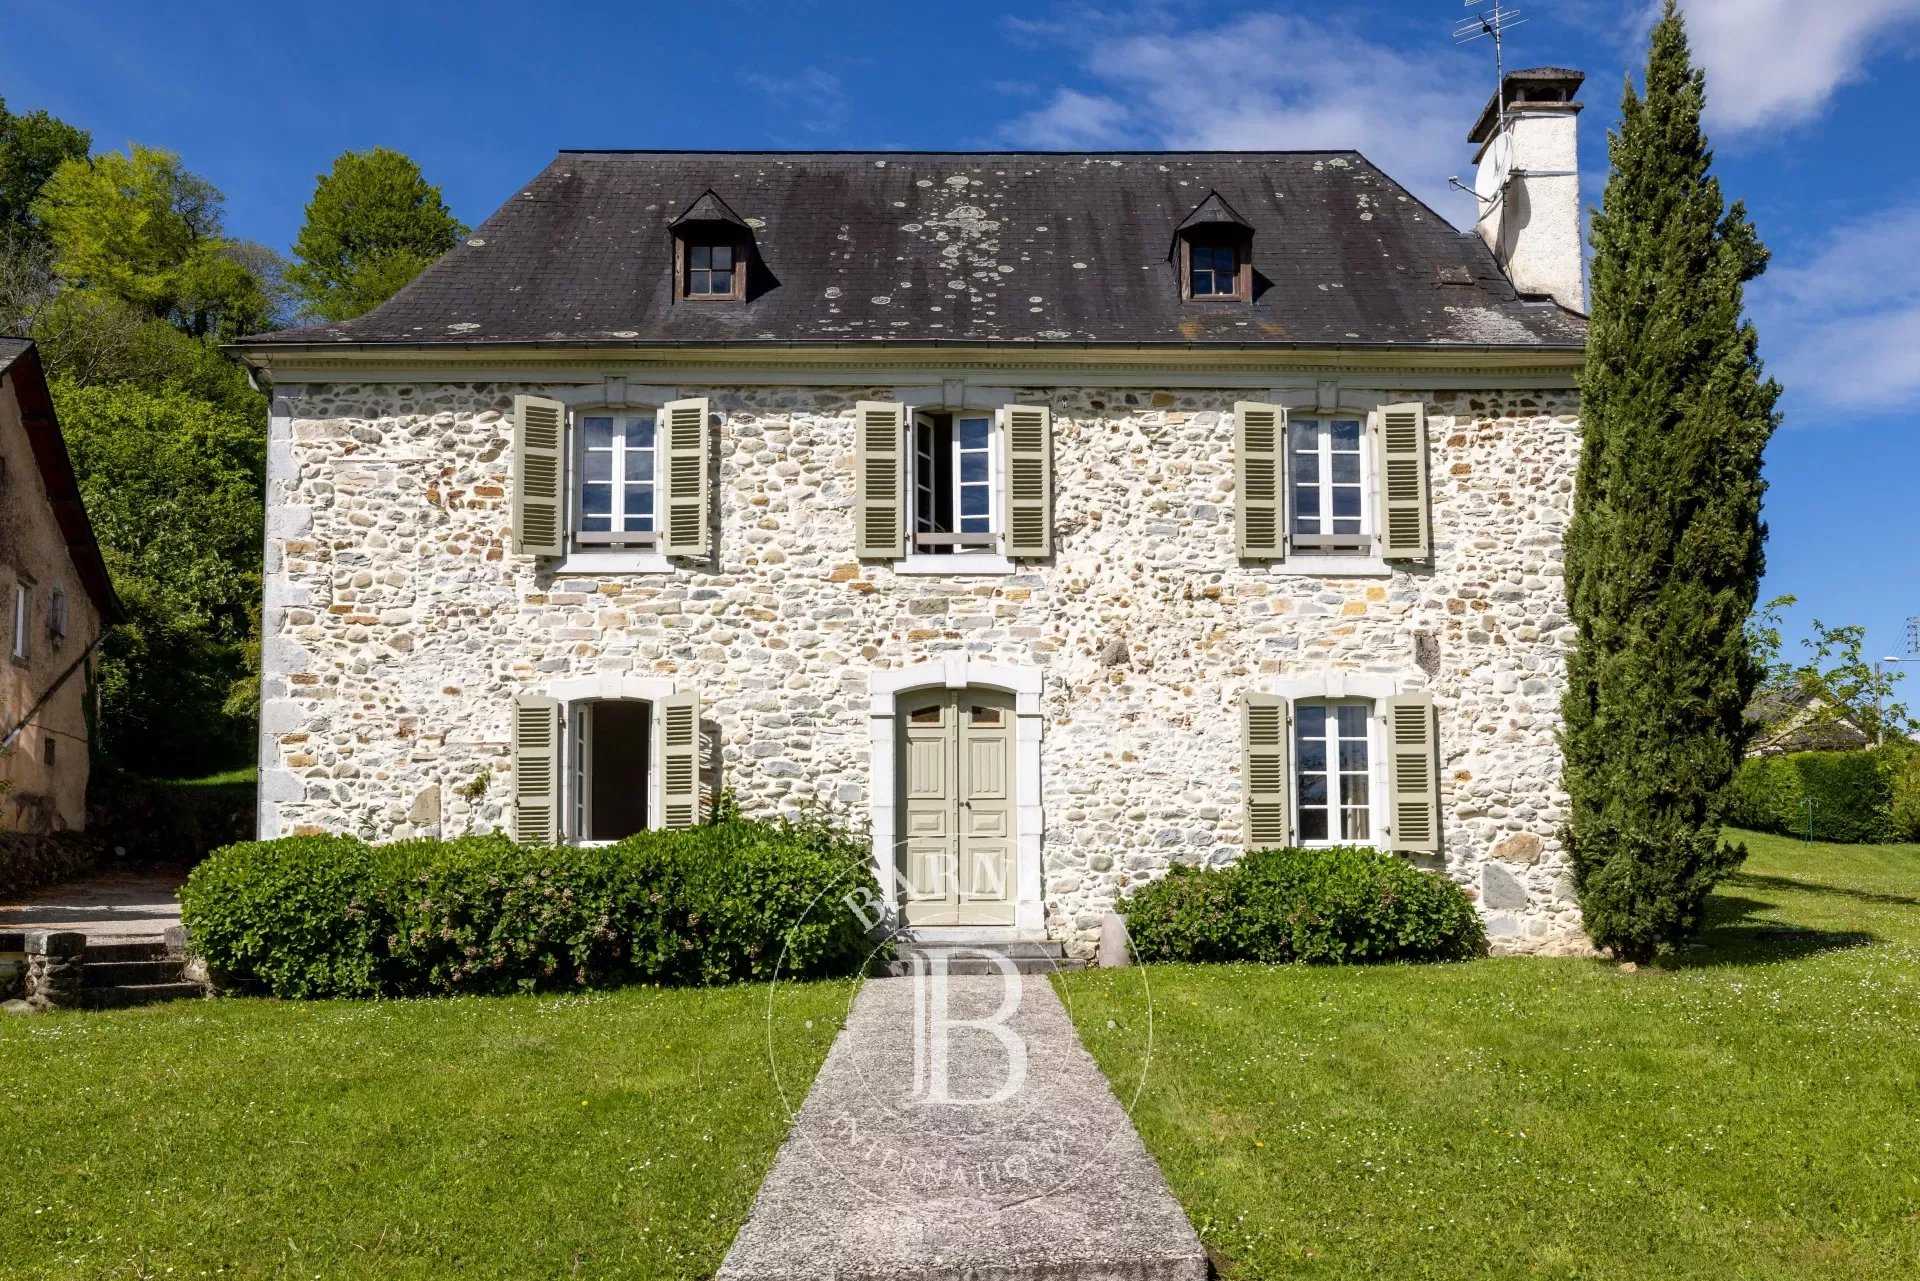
(5, 0), (1917, 674)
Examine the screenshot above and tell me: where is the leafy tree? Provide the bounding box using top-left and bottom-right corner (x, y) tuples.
(1749, 594), (1912, 743)
(0, 96), (90, 239)
(53, 381), (265, 773)
(1561, 1), (1781, 963)
(32, 144), (271, 338)
(288, 147), (464, 322)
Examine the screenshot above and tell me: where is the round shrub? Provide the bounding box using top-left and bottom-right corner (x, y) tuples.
(180, 835), (385, 998)
(1119, 846), (1487, 965)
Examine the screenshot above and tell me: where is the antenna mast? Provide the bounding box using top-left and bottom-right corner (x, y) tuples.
(1448, 1), (1531, 222)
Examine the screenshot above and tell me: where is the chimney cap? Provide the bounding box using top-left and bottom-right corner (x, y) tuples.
(1468, 67), (1585, 144)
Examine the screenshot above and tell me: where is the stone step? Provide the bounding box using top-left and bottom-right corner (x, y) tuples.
(81, 940), (175, 964)
(83, 959), (186, 988)
(83, 982), (204, 1010)
(887, 943), (1083, 977)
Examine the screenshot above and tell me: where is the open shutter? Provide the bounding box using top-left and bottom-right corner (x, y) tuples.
(660, 397), (710, 557)
(511, 694), (561, 843)
(511, 395), (566, 557)
(1002, 403), (1052, 559)
(1235, 401), (1287, 559)
(658, 691), (702, 829)
(1243, 694), (1291, 849)
(1377, 402), (1431, 561)
(1383, 695), (1440, 853)
(854, 400), (905, 559)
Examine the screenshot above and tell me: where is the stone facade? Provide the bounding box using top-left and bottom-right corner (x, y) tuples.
(259, 373), (1586, 956)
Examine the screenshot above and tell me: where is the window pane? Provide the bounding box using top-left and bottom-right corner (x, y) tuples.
(960, 450), (987, 483)
(1333, 518), (1363, 536)
(1296, 737), (1326, 772)
(1190, 269), (1212, 296)
(583, 416), (614, 449)
(711, 270), (732, 294)
(1299, 808), (1328, 841)
(581, 513), (611, 532)
(581, 484), (611, 516)
(690, 245), (710, 269)
(629, 416), (656, 449)
(1338, 737), (1368, 771)
(1331, 452), (1360, 484)
(1332, 419), (1362, 447)
(958, 417), (990, 450)
(625, 484), (652, 518)
(1340, 773), (1370, 806)
(1344, 808), (1371, 840)
(1332, 486), (1362, 517)
(1336, 704), (1368, 737)
(960, 485), (989, 517)
(690, 269), (709, 294)
(960, 515), (990, 534)
(1293, 450), (1319, 483)
(711, 245), (732, 270)
(583, 450), (612, 482)
(1292, 419), (1325, 449)
(970, 705), (1003, 725)
(1294, 486), (1320, 516)
(629, 450), (655, 483)
(1295, 703), (1326, 737)
(1298, 773), (1327, 806)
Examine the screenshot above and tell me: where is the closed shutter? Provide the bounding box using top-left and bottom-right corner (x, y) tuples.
(512, 694), (561, 843)
(1383, 695), (1440, 853)
(658, 691), (702, 829)
(1243, 693), (1291, 849)
(660, 397), (710, 557)
(511, 395), (566, 557)
(1235, 401), (1287, 559)
(854, 400), (905, 559)
(1377, 402), (1431, 560)
(1002, 403), (1052, 559)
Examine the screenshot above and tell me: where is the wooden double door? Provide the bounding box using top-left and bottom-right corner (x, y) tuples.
(898, 688), (1016, 925)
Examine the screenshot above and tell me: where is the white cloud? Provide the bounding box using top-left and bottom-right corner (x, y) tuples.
(742, 66), (848, 136)
(1755, 202), (1920, 411)
(1676, 0), (1920, 134)
(998, 11), (1486, 224)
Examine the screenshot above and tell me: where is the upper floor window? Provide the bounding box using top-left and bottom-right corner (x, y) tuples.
(684, 242), (742, 299)
(574, 413), (658, 546)
(47, 587), (68, 645)
(910, 411), (998, 554)
(1187, 239), (1244, 298)
(10, 580), (30, 663)
(1290, 417), (1370, 548)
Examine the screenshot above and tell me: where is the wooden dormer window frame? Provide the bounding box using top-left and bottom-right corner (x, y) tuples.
(675, 235), (749, 302)
(1180, 232), (1251, 302)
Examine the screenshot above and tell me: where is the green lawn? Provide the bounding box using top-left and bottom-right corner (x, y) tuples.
(1059, 831), (1920, 1281)
(0, 981), (850, 1280)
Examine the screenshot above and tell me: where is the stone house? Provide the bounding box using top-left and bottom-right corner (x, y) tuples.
(234, 69), (1591, 955)
(1, 338), (118, 832)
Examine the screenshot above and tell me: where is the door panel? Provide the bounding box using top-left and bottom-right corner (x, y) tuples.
(957, 691), (1016, 922)
(897, 687), (1018, 926)
(899, 693), (957, 917)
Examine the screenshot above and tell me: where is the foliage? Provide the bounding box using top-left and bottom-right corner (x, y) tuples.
(1890, 744), (1920, 842)
(1748, 594), (1912, 744)
(1560, 2), (1778, 962)
(1118, 846), (1486, 965)
(52, 381), (265, 773)
(0, 829), (109, 900)
(1728, 745), (1908, 844)
(287, 147), (464, 322)
(87, 767), (257, 867)
(32, 144), (276, 339)
(182, 817), (880, 999)
(0, 95), (89, 240)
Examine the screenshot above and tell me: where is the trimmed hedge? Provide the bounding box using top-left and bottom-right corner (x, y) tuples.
(0, 830), (111, 901)
(180, 816), (881, 999)
(1725, 747), (1906, 843)
(1118, 845), (1487, 965)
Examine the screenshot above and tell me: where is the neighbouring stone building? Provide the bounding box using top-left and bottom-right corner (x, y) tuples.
(1, 338), (118, 832)
(235, 70), (1592, 955)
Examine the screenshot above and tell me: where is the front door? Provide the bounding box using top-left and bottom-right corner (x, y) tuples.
(898, 688), (1015, 925)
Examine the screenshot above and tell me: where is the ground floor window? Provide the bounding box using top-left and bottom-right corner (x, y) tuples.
(569, 699), (651, 841)
(1294, 699), (1375, 844)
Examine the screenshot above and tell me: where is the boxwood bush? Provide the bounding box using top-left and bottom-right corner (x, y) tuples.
(181, 815), (880, 999)
(1119, 846), (1486, 965)
(1725, 747), (1904, 843)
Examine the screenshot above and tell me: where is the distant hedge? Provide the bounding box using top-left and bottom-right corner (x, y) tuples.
(180, 817), (881, 999)
(1117, 846), (1487, 965)
(1726, 745), (1915, 843)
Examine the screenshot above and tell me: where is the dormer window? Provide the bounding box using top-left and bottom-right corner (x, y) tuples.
(670, 188), (753, 303)
(1171, 189), (1254, 303)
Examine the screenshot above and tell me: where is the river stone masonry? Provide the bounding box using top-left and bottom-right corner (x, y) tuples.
(259, 380), (1586, 956)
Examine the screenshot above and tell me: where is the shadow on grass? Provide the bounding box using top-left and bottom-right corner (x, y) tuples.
(1725, 871), (1920, 910)
(1661, 892), (1876, 969)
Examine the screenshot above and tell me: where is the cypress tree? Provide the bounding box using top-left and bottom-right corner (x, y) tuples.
(1562, 0), (1779, 963)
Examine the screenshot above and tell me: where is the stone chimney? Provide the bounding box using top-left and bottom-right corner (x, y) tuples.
(1469, 67), (1585, 312)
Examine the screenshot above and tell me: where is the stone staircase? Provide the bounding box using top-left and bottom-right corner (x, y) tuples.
(80, 939), (203, 1009)
(886, 937), (1084, 976)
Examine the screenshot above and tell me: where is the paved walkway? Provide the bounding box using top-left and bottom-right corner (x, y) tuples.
(719, 971), (1205, 1281)
(0, 871), (185, 943)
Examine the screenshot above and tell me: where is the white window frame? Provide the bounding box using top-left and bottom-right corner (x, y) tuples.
(1291, 697), (1383, 848)
(10, 580), (30, 663)
(1288, 414), (1374, 551)
(896, 405), (1015, 576)
(572, 410), (661, 548)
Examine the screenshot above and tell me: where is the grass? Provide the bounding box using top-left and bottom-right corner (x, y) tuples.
(157, 765), (258, 788)
(1058, 830), (1920, 1280)
(0, 980), (850, 1280)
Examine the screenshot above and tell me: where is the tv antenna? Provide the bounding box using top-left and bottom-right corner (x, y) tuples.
(1906, 614), (1918, 655)
(1448, 1), (1531, 222)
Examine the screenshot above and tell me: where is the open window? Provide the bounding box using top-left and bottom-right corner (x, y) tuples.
(854, 400), (1051, 567)
(570, 700), (652, 841)
(910, 410), (999, 554)
(512, 690), (702, 843)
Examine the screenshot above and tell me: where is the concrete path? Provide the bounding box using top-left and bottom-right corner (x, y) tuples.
(0, 871), (185, 943)
(719, 971), (1206, 1281)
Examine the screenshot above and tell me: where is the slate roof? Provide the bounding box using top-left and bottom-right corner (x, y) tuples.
(239, 151), (1586, 351)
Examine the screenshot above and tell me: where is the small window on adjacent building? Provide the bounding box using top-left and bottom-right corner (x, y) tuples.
(47, 587), (68, 645)
(9, 581), (29, 662)
(1294, 700), (1375, 845)
(1290, 417), (1371, 548)
(574, 413), (658, 546)
(43, 736), (56, 767)
(1187, 239), (1242, 298)
(910, 411), (998, 554)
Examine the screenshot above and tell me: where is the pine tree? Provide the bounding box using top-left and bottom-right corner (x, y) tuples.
(1562, 0), (1779, 963)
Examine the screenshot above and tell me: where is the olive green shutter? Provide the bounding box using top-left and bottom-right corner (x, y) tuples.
(1377, 402), (1431, 560)
(660, 397), (710, 557)
(1243, 693), (1291, 849)
(658, 691), (702, 829)
(511, 395), (566, 557)
(854, 400), (905, 558)
(1002, 403), (1052, 559)
(1235, 401), (1287, 559)
(1383, 695), (1440, 853)
(512, 693), (561, 843)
